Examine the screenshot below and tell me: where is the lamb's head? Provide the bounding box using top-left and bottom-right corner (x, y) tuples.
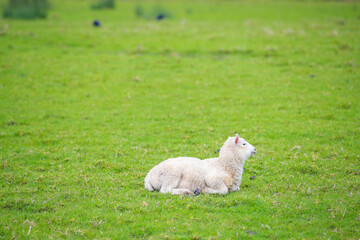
(220, 134), (256, 160)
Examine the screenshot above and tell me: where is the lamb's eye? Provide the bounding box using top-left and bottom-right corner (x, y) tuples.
(242, 143), (246, 146)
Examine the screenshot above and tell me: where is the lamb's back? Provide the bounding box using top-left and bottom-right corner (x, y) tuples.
(161, 157), (204, 172)
(148, 157), (203, 175)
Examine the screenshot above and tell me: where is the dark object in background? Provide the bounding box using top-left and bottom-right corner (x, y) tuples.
(3, 0), (48, 19)
(250, 176), (256, 180)
(93, 20), (101, 27)
(156, 14), (164, 20)
(194, 189), (201, 195)
(152, 5), (171, 20)
(91, 0), (115, 10)
(134, 4), (172, 20)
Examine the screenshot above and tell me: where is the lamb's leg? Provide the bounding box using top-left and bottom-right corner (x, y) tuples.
(158, 173), (195, 195)
(159, 173), (182, 194)
(203, 177), (229, 195)
(160, 186), (194, 195)
(202, 186), (228, 195)
(171, 188), (194, 195)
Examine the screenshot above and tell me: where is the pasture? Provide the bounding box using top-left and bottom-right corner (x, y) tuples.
(0, 0), (360, 239)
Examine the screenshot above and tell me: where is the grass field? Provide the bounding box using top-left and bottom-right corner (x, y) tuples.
(1, 0), (360, 239)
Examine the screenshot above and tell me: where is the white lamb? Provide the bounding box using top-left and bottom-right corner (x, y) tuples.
(144, 134), (256, 195)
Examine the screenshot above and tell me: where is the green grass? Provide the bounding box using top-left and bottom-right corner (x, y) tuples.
(2, 0), (48, 19)
(91, 0), (115, 10)
(1, 0), (360, 239)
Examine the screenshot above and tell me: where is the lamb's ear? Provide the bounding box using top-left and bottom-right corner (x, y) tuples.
(235, 134), (240, 144)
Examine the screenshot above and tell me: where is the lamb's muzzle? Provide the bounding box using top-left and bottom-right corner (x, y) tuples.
(145, 134), (256, 195)
(251, 148), (257, 156)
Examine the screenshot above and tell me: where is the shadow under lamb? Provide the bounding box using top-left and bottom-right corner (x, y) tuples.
(144, 134), (256, 195)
